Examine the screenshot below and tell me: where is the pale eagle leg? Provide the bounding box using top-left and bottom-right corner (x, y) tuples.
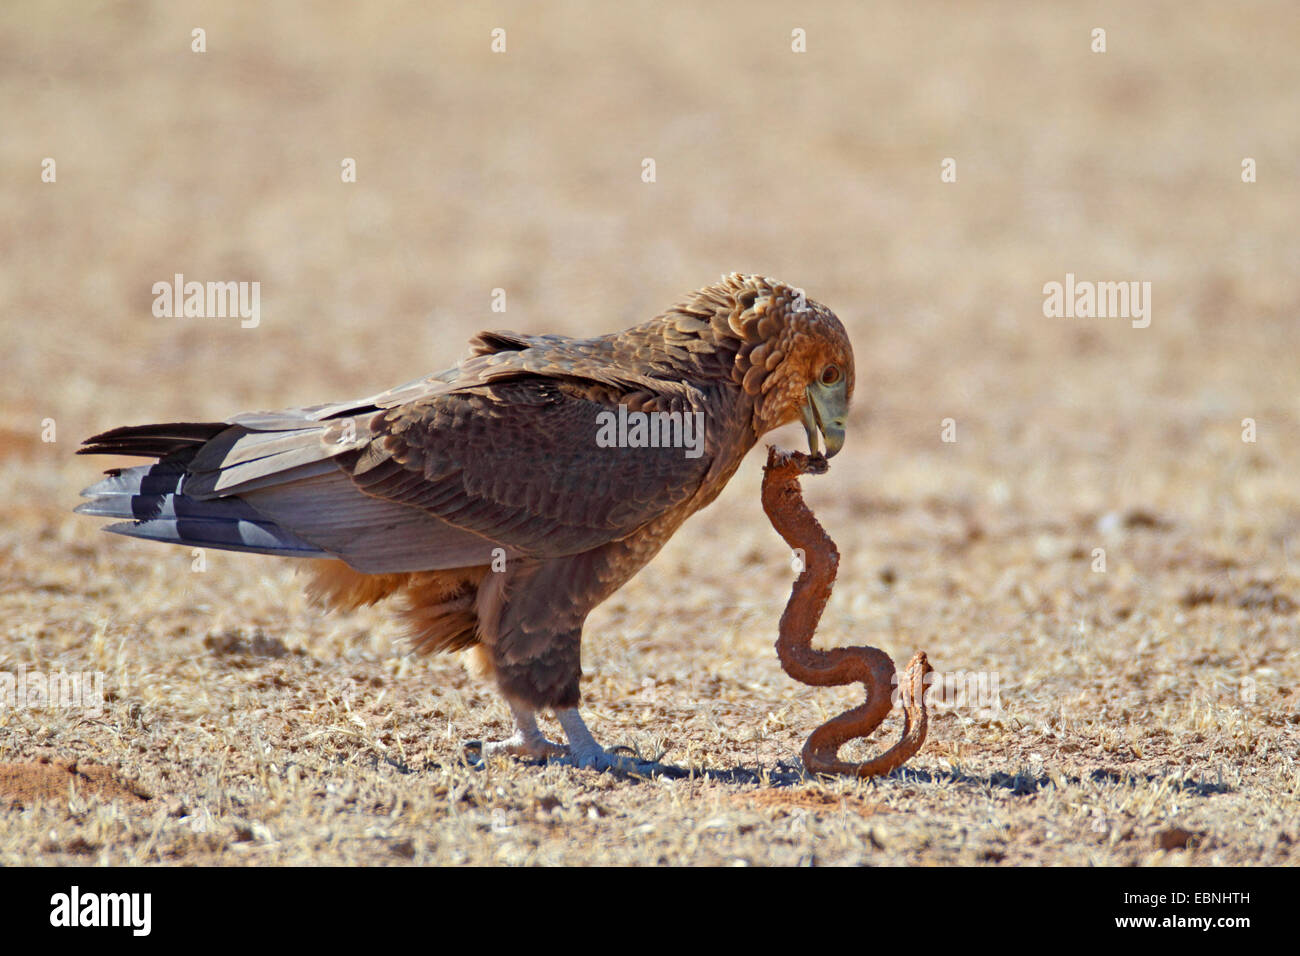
(554, 707), (680, 776)
(467, 700), (566, 762)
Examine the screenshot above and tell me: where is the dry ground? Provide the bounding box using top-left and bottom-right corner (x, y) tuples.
(1, 1), (1297, 865)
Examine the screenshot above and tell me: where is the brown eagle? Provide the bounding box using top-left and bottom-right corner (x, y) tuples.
(77, 274), (854, 771)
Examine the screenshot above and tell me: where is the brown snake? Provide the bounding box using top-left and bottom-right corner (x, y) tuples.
(761, 446), (932, 777)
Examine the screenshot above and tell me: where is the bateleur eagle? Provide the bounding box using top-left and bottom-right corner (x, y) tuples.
(77, 273), (854, 771)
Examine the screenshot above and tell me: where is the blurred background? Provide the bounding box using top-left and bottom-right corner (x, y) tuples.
(0, 0), (1297, 865)
(4, 1), (1297, 533)
(0, 0), (1296, 670)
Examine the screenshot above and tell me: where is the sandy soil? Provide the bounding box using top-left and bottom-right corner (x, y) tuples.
(1, 1), (1296, 865)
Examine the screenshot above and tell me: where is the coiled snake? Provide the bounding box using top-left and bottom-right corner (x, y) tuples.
(761, 446), (932, 777)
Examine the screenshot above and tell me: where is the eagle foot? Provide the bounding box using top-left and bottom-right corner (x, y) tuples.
(557, 744), (680, 777)
(464, 733), (568, 765)
(552, 708), (683, 776)
(463, 700), (568, 765)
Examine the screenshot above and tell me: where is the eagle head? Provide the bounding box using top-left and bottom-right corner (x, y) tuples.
(715, 273), (855, 458)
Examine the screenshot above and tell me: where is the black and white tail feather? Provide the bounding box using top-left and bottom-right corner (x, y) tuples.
(75, 362), (520, 575)
(76, 422), (329, 557)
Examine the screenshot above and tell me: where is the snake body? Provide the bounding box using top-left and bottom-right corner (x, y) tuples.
(760, 446), (931, 777)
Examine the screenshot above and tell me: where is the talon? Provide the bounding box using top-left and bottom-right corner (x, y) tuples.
(553, 708), (683, 776)
(560, 746), (678, 777)
(476, 734), (567, 762)
(466, 701), (568, 763)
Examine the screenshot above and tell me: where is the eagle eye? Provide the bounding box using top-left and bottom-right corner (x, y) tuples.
(820, 365), (841, 386)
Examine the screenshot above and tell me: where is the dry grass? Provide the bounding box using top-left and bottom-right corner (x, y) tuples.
(1, 1), (1296, 865)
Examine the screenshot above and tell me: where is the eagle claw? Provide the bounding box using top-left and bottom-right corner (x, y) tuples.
(559, 745), (680, 777)
(462, 733), (567, 765)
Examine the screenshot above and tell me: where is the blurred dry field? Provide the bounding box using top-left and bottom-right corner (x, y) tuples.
(1, 1), (1297, 866)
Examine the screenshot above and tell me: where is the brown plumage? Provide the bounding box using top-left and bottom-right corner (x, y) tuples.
(77, 273), (855, 769)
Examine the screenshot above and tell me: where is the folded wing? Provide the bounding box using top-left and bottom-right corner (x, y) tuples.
(78, 339), (715, 573)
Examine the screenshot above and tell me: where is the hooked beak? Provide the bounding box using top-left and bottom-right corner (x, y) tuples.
(800, 380), (848, 458)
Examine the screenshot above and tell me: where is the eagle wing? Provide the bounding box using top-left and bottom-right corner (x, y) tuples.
(78, 335), (717, 574)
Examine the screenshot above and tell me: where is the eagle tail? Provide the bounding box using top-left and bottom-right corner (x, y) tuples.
(76, 421), (229, 459)
(75, 456), (329, 558)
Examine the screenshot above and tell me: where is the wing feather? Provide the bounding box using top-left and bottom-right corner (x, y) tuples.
(80, 329), (721, 571)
